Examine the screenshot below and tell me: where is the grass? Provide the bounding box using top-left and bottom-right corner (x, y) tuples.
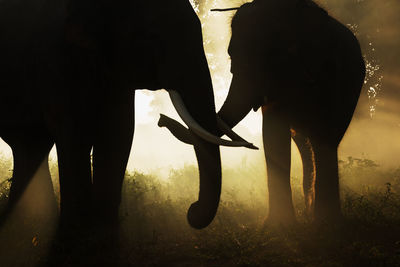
(1, 155), (400, 266)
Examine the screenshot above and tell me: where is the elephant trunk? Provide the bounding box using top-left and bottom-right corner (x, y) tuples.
(160, 79), (260, 228)
(172, 57), (222, 228)
(158, 111), (221, 229)
(187, 134), (221, 229)
(217, 75), (255, 131)
(163, 89), (258, 228)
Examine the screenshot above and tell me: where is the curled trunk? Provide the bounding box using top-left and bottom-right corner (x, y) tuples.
(173, 40), (222, 229)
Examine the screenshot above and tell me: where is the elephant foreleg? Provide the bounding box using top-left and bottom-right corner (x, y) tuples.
(262, 107), (295, 224)
(292, 133), (316, 218)
(3, 130), (56, 221)
(92, 90), (134, 224)
(55, 136), (93, 226)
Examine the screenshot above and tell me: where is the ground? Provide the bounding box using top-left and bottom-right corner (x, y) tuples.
(1, 157), (400, 266)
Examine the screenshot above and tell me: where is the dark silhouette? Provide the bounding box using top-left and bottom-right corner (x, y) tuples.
(0, 0), (58, 224)
(217, 0), (366, 223)
(0, 0), (254, 230)
(161, 0), (366, 223)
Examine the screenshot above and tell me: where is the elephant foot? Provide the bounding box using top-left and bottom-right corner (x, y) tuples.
(92, 202), (120, 227)
(265, 209), (297, 228)
(59, 202), (94, 234)
(314, 196), (343, 224)
(263, 218), (297, 233)
(313, 209), (344, 226)
(49, 217), (120, 265)
(59, 214), (92, 234)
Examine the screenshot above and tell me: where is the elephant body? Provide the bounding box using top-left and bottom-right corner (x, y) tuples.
(217, 0), (366, 222)
(1, 0), (227, 229)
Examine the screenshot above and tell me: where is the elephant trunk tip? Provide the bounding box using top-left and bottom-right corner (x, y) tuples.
(187, 201), (218, 229)
(246, 144), (259, 150)
(158, 114), (168, 128)
(210, 8), (240, 12)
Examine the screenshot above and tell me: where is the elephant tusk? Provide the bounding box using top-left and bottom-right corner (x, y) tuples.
(216, 116), (259, 150)
(168, 90), (258, 149)
(159, 113), (255, 148)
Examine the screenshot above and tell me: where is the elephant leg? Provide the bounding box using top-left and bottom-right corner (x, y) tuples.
(262, 107), (295, 224)
(5, 130), (56, 218)
(92, 90), (134, 224)
(41, 46), (97, 227)
(292, 132), (316, 217)
(55, 136), (93, 226)
(311, 139), (342, 221)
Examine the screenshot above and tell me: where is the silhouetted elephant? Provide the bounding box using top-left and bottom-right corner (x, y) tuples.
(218, 0), (366, 223)
(0, 0), (254, 229)
(162, 0), (366, 223)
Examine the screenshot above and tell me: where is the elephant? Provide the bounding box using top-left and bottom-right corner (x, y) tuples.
(0, 0), (255, 229)
(162, 0), (366, 223)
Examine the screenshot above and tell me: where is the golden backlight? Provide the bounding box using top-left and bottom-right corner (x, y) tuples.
(0, 1), (399, 265)
(0, 0), (398, 176)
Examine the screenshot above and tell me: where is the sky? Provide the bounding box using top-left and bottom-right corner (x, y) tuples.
(0, 0), (399, 175)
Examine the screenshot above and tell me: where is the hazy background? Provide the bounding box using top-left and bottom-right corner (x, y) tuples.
(0, 1), (399, 265)
(0, 0), (398, 175)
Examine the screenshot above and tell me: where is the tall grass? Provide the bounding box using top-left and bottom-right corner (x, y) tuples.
(1, 154), (400, 266)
